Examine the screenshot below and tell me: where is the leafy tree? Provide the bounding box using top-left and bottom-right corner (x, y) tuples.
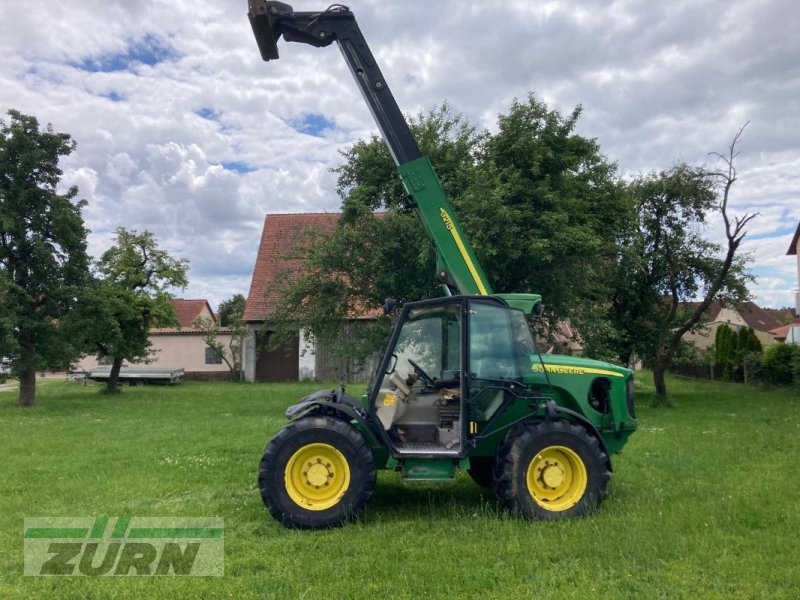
(760, 343), (798, 387)
(0, 110), (91, 406)
(606, 127), (755, 404)
(193, 315), (247, 381)
(735, 326), (762, 384)
(194, 294), (248, 380)
(91, 228), (189, 392)
(218, 293), (246, 327)
(699, 344), (717, 381)
(468, 95), (629, 337)
(271, 97), (628, 360)
(794, 346), (800, 392)
(715, 324), (737, 380)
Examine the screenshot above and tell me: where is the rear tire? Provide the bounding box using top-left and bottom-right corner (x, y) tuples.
(493, 420), (609, 520)
(259, 415), (376, 529)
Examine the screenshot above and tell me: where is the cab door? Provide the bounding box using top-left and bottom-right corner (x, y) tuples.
(370, 297), (466, 455)
(466, 300), (527, 426)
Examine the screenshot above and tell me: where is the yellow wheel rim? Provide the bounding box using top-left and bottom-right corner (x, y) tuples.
(526, 445), (587, 511)
(284, 443), (351, 511)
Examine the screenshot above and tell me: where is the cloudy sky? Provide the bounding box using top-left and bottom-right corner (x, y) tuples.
(1, 0), (798, 311)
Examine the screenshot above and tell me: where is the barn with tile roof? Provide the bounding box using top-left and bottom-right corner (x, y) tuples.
(242, 213), (379, 383)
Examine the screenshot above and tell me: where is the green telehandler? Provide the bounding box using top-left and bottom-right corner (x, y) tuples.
(247, 0), (637, 529)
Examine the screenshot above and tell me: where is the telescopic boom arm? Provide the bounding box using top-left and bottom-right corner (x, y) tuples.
(247, 0), (493, 297)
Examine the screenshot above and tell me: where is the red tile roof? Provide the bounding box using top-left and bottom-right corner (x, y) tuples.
(170, 298), (215, 328)
(769, 323), (795, 340)
(244, 213), (339, 322)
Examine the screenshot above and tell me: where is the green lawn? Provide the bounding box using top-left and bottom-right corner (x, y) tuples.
(1, 375), (798, 599)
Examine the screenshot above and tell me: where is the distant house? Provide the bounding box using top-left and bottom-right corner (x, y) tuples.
(682, 300), (781, 350)
(783, 221), (800, 344)
(243, 213), (379, 383)
(790, 221), (800, 312)
(76, 299), (234, 380)
(770, 323), (800, 344)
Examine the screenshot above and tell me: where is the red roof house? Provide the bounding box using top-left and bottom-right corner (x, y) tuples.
(172, 299), (216, 327)
(682, 300), (782, 350)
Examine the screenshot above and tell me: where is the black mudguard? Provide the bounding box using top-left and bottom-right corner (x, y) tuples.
(283, 391), (379, 447)
(545, 400), (613, 472)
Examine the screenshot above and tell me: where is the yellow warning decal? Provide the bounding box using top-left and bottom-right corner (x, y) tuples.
(440, 208), (488, 295)
(532, 364), (624, 378)
(383, 393), (397, 406)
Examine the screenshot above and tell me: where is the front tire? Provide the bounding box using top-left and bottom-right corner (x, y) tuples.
(258, 415), (376, 529)
(494, 420), (610, 520)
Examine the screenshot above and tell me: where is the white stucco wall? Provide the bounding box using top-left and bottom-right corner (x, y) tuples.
(795, 236), (800, 315)
(298, 329), (315, 381)
(75, 333), (234, 372)
(715, 308), (748, 327)
(244, 325), (258, 382)
(683, 318), (777, 351)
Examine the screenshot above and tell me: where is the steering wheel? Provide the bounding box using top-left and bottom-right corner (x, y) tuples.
(407, 359), (435, 385)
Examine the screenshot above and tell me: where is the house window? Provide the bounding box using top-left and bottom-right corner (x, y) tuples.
(205, 347), (223, 365)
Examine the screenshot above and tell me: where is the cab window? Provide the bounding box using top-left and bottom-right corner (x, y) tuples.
(468, 302), (524, 380)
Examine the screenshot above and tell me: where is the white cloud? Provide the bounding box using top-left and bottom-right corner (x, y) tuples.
(1, 0), (799, 310)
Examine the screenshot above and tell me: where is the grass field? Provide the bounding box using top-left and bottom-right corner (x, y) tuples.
(1, 374), (799, 599)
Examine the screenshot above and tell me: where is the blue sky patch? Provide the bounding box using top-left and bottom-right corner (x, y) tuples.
(197, 107), (219, 121)
(221, 161), (256, 174)
(73, 34), (177, 73)
(749, 224), (798, 242)
(289, 113), (334, 136)
(101, 91), (124, 102)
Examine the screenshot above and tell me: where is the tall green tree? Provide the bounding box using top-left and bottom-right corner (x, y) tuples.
(715, 324), (737, 380)
(735, 326), (762, 384)
(218, 293), (246, 327)
(271, 97), (628, 359)
(607, 127), (755, 403)
(0, 110), (91, 406)
(467, 95), (629, 334)
(92, 228), (188, 392)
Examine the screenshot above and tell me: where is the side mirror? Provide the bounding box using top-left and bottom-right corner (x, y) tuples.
(385, 353), (398, 374)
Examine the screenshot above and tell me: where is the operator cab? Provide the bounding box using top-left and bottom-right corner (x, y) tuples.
(368, 296), (537, 457)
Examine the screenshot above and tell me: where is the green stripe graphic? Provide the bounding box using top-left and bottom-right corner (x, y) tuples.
(25, 518), (223, 540)
(90, 516), (108, 538)
(111, 517), (130, 538)
(24, 528), (88, 538)
(127, 528), (223, 539)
